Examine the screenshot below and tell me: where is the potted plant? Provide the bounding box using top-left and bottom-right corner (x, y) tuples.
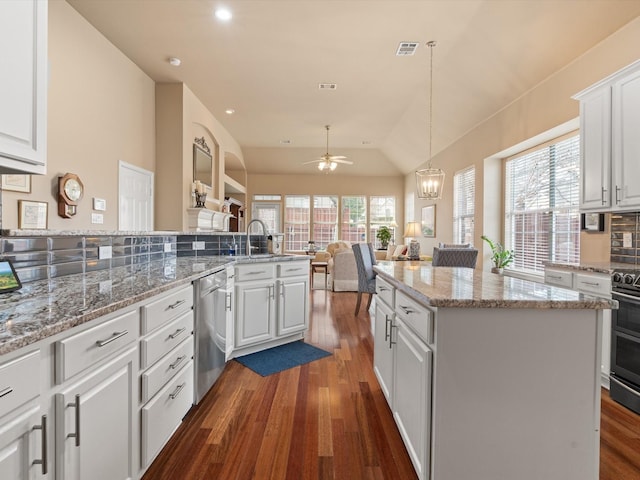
(481, 235), (515, 274)
(376, 226), (392, 250)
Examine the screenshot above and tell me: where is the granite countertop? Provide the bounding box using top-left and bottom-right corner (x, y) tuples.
(0, 254), (310, 356)
(543, 261), (633, 275)
(374, 261), (617, 309)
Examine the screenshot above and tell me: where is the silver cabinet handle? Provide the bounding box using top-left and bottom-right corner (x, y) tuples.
(169, 382), (186, 400)
(399, 305), (415, 315)
(170, 355), (186, 370)
(547, 274), (563, 280)
(581, 281), (601, 287)
(379, 286), (389, 291)
(167, 299), (186, 310)
(96, 330), (128, 347)
(602, 186), (607, 205)
(225, 292), (232, 311)
(168, 327), (187, 339)
(384, 315), (391, 342)
(247, 270), (266, 275)
(389, 323), (397, 348)
(0, 386), (13, 398)
(67, 394), (80, 447)
(32, 414), (48, 474)
(286, 267), (303, 272)
(616, 185), (621, 204)
(268, 284), (275, 299)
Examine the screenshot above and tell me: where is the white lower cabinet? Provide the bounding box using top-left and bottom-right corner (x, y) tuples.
(56, 346), (136, 480)
(233, 260), (309, 355)
(393, 319), (432, 480)
(373, 298), (394, 405)
(0, 405), (47, 480)
(141, 362), (193, 467)
(277, 276), (308, 336)
(374, 278), (433, 480)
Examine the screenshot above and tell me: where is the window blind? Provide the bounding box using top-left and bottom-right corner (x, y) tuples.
(453, 166), (475, 244)
(341, 196), (367, 243)
(313, 195), (338, 249)
(505, 135), (580, 274)
(284, 195), (310, 251)
(369, 196), (396, 248)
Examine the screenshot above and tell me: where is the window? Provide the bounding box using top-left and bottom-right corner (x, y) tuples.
(313, 196), (338, 249)
(453, 166), (475, 245)
(369, 196), (396, 248)
(284, 195), (310, 251)
(505, 134), (580, 274)
(341, 196), (367, 243)
(252, 202), (281, 233)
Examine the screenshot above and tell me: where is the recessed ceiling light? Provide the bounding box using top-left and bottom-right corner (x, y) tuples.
(215, 8), (232, 21)
(280, 139), (292, 145)
(168, 57), (181, 66)
(225, 108), (235, 115)
(362, 140), (372, 145)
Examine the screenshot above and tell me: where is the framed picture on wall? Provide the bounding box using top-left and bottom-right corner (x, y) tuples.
(1, 175), (31, 193)
(421, 205), (436, 237)
(18, 200), (48, 230)
(581, 213), (605, 232)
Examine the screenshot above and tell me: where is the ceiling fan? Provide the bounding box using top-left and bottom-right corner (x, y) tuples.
(303, 125), (353, 171)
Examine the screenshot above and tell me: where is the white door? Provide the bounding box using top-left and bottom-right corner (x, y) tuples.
(119, 161), (154, 231)
(276, 277), (308, 336)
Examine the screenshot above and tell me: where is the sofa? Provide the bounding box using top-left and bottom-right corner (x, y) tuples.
(326, 241), (358, 291)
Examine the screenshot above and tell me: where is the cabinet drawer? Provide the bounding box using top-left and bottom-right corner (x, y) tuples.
(395, 291), (433, 344)
(376, 277), (395, 308)
(141, 336), (193, 403)
(56, 309), (138, 382)
(0, 350), (39, 419)
(575, 273), (611, 297)
(544, 269), (573, 288)
(277, 262), (308, 278)
(236, 263), (275, 282)
(141, 362), (194, 467)
(141, 285), (193, 334)
(140, 311), (193, 369)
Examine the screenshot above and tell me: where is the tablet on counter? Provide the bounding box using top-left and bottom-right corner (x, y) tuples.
(0, 260), (22, 293)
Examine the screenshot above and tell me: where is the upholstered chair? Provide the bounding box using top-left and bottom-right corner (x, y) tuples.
(431, 246), (478, 268)
(351, 243), (378, 315)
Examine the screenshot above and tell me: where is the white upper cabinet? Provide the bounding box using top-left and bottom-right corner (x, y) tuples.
(0, 0), (47, 174)
(575, 60), (640, 212)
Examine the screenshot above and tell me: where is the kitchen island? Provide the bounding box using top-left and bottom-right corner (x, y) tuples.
(373, 261), (616, 480)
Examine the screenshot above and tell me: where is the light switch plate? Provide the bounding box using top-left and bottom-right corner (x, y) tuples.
(164, 243), (172, 253)
(93, 198), (107, 211)
(192, 241), (205, 250)
(91, 213), (104, 224)
(99, 246), (112, 259)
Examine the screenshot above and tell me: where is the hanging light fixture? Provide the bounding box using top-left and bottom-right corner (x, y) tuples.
(416, 40), (445, 200)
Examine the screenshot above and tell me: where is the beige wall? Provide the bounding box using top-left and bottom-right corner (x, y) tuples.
(407, 17), (640, 269)
(155, 83), (245, 231)
(248, 173), (404, 242)
(2, 0), (156, 231)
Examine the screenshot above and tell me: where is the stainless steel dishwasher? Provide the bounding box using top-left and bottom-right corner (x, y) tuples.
(193, 265), (234, 404)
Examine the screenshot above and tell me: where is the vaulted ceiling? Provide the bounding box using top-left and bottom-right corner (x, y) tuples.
(68, 0), (640, 176)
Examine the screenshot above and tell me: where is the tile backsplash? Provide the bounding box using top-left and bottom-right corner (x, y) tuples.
(611, 212), (639, 265)
(0, 232), (265, 283)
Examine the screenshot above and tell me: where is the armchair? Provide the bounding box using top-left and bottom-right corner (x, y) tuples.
(431, 246), (478, 268)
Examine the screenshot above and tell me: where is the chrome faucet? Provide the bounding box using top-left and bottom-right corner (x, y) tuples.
(246, 219), (268, 256)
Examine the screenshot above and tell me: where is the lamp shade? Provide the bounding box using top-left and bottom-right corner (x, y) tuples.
(404, 221), (422, 238)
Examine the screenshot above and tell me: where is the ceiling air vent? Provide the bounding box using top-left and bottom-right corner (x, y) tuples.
(318, 83), (337, 90)
(396, 42), (419, 56)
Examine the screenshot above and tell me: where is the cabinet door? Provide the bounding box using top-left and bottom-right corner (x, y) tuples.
(373, 300), (394, 406)
(0, 0), (47, 173)
(612, 67), (640, 209)
(393, 320), (432, 480)
(276, 276), (308, 336)
(224, 272), (235, 361)
(579, 87), (611, 210)
(235, 281), (275, 347)
(0, 406), (47, 480)
(56, 347), (135, 480)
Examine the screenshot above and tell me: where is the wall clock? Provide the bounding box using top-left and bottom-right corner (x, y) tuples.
(58, 173), (84, 218)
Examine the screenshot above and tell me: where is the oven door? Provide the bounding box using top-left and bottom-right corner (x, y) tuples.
(612, 291), (640, 337)
(611, 291), (640, 386)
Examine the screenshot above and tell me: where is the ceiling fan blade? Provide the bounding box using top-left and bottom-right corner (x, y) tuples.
(332, 158), (352, 165)
(302, 159), (322, 165)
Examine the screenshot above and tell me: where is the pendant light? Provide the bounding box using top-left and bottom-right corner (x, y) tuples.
(416, 41), (445, 200)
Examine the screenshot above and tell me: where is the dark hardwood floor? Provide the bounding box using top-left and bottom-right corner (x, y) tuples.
(143, 288), (640, 480)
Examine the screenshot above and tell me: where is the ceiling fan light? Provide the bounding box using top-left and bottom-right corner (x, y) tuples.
(318, 161), (326, 171)
(329, 161), (337, 170)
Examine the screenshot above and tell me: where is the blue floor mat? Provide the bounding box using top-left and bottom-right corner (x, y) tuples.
(234, 341), (332, 376)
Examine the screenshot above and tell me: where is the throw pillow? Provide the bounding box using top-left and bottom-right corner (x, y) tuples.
(393, 245), (407, 258)
(385, 247), (394, 261)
